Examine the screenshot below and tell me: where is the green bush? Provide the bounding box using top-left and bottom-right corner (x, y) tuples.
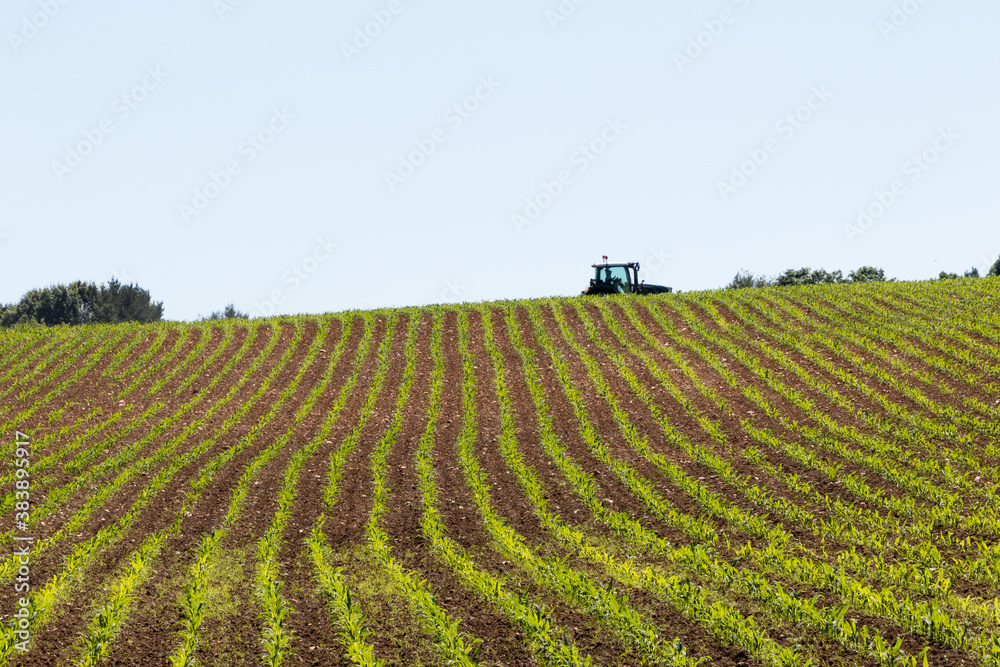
(0, 278), (162, 328)
(849, 266), (886, 283)
(202, 303), (249, 320)
(775, 268), (845, 286)
(726, 270), (771, 290)
(90, 278), (163, 324)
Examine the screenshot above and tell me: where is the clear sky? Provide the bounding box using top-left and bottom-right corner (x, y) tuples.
(3, 0), (998, 320)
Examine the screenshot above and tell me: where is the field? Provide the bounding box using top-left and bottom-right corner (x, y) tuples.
(2, 280), (1000, 667)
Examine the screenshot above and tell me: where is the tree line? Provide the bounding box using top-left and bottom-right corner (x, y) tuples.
(0, 278), (255, 329)
(3, 257), (998, 329)
(726, 256), (1000, 290)
(0, 279), (163, 328)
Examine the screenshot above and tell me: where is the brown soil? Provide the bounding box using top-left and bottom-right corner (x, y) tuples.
(9, 323), (287, 665)
(2, 293), (996, 667)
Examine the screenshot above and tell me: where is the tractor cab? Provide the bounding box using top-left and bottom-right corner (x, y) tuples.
(582, 257), (672, 296)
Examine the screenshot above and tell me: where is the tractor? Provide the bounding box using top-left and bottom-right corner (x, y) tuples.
(581, 257), (672, 296)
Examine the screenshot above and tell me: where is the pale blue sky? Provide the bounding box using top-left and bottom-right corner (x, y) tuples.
(3, 0), (998, 319)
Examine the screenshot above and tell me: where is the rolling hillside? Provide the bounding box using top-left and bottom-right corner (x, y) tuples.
(2, 280), (1000, 666)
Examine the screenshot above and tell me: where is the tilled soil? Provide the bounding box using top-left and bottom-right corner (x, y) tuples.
(104, 319), (352, 667)
(485, 309), (751, 665)
(547, 303), (956, 663)
(13, 322), (307, 667)
(3, 289), (999, 667)
(1, 325), (267, 616)
(358, 313), (528, 666)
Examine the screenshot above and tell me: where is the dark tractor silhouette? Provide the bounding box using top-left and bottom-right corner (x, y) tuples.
(582, 257), (672, 296)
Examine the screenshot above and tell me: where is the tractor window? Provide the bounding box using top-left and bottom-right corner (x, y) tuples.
(601, 267), (629, 293)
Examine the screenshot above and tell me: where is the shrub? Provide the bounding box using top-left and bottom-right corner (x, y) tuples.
(726, 270), (771, 290)
(202, 303), (249, 320)
(0, 278), (162, 328)
(89, 278), (163, 324)
(775, 268), (845, 287)
(849, 266), (886, 283)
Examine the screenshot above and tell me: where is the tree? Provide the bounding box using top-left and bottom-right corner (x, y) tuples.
(726, 270), (771, 290)
(0, 281), (97, 327)
(89, 278), (163, 324)
(775, 268), (812, 286)
(938, 271), (960, 280)
(849, 266), (886, 283)
(203, 303), (249, 320)
(0, 303), (20, 328)
(813, 269), (846, 284)
(775, 268), (845, 287)
(988, 256), (1000, 277)
(964, 267), (980, 278)
(0, 278), (163, 328)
